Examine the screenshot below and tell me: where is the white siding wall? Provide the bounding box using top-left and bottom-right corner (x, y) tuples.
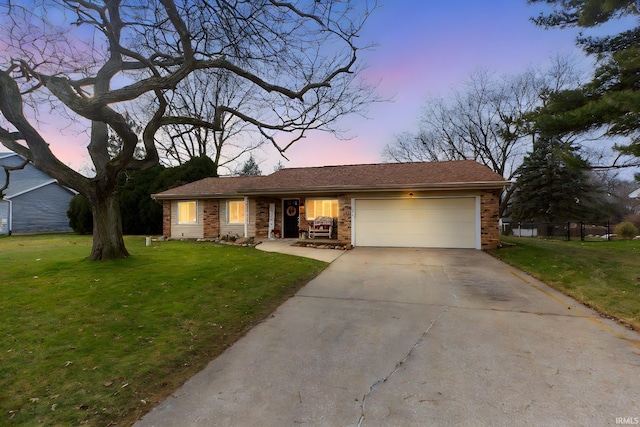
(171, 200), (204, 239)
(247, 199), (256, 237)
(219, 199), (241, 237)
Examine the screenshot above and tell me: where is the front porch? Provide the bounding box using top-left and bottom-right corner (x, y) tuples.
(254, 196), (350, 245)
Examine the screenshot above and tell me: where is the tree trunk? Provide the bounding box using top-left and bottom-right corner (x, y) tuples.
(89, 192), (129, 261)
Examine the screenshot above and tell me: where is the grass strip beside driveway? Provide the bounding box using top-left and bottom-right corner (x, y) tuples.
(489, 237), (640, 331)
(0, 234), (327, 426)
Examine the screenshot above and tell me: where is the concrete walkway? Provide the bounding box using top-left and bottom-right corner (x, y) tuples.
(254, 239), (346, 263)
(135, 248), (640, 426)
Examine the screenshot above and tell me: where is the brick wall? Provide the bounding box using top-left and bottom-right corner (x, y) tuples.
(337, 194), (352, 246)
(162, 201), (171, 237)
(202, 199), (220, 238)
(480, 189), (501, 249)
(299, 203), (311, 234)
(255, 198), (281, 239)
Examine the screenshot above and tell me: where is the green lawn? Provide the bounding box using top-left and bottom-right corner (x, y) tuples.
(0, 234), (327, 426)
(489, 236), (640, 330)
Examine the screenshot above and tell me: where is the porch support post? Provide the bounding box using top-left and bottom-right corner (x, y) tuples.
(268, 203), (275, 240)
(243, 197), (249, 238)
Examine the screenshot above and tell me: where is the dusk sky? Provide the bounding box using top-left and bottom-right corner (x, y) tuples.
(5, 1), (633, 176)
(263, 0), (617, 173)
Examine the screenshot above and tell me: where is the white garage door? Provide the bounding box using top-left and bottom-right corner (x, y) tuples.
(353, 197), (478, 248)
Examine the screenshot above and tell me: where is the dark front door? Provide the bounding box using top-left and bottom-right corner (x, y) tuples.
(283, 199), (300, 238)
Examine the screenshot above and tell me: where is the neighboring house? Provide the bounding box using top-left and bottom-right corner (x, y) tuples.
(153, 160), (509, 250)
(0, 152), (76, 235)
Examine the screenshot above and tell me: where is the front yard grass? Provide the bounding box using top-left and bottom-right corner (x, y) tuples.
(489, 236), (640, 330)
(0, 234), (327, 426)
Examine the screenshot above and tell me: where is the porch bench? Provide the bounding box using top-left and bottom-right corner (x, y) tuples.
(308, 216), (333, 239)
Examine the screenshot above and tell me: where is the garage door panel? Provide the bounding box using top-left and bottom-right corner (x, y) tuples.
(354, 198), (477, 248)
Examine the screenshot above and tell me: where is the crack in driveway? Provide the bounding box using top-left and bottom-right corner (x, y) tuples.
(356, 306), (450, 427)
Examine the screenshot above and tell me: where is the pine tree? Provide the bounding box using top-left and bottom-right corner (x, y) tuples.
(237, 155), (262, 176)
(529, 0), (640, 157)
(511, 137), (604, 223)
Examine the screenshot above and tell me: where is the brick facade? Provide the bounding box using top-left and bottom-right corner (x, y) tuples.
(161, 191), (502, 249)
(202, 199), (220, 238)
(162, 201), (171, 237)
(336, 194), (352, 246)
(254, 198), (282, 239)
(480, 189), (501, 250)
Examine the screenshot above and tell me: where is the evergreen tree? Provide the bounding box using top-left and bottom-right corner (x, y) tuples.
(273, 160), (285, 172)
(511, 137), (605, 222)
(67, 157), (218, 235)
(119, 157), (217, 234)
(529, 0), (640, 158)
(67, 194), (93, 235)
(155, 156), (218, 190)
(118, 165), (166, 235)
(236, 155), (262, 176)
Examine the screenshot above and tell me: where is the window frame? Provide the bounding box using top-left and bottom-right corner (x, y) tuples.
(227, 200), (246, 224)
(305, 198), (338, 220)
(177, 201), (197, 224)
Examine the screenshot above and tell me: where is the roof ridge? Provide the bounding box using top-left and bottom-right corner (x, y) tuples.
(272, 159), (476, 172)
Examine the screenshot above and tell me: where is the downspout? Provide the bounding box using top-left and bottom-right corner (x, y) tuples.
(7, 198), (12, 236)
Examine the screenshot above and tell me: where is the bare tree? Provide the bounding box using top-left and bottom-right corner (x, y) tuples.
(382, 58), (581, 216)
(0, 0), (376, 260)
(154, 69), (264, 174)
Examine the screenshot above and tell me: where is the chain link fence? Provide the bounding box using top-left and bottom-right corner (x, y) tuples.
(503, 221), (615, 241)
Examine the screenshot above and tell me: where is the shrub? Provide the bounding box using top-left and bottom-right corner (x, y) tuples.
(614, 222), (639, 240)
(67, 194), (93, 235)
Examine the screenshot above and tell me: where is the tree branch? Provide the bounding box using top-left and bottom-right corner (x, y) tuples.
(0, 157), (29, 199)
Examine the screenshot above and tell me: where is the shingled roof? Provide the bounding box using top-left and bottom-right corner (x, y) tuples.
(153, 160), (508, 199)
(153, 175), (264, 199)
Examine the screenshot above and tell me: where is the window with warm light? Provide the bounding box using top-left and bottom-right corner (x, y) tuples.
(228, 200), (246, 224)
(305, 199), (338, 220)
(177, 201), (197, 224)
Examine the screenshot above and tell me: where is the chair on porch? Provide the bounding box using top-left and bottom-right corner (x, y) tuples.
(308, 216), (333, 239)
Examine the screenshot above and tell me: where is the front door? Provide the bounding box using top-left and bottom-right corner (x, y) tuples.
(283, 199), (300, 238)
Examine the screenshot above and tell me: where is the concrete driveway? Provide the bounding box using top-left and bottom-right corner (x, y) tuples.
(135, 248), (640, 427)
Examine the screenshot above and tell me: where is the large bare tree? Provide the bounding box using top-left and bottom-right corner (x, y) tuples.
(0, 0), (376, 260)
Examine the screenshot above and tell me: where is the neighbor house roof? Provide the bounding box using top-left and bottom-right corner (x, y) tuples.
(153, 160), (509, 200)
(0, 152), (76, 198)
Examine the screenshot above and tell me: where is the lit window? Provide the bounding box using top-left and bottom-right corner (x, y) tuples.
(228, 200), (245, 224)
(306, 199), (338, 220)
(178, 201), (197, 224)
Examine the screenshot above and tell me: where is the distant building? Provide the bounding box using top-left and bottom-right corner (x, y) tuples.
(0, 151), (76, 235)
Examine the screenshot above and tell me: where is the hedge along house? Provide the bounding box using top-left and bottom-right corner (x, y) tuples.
(152, 160), (510, 250)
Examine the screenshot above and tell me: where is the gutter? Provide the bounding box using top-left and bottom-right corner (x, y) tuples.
(152, 181), (512, 200)
(151, 193), (234, 201)
(236, 181), (511, 196)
